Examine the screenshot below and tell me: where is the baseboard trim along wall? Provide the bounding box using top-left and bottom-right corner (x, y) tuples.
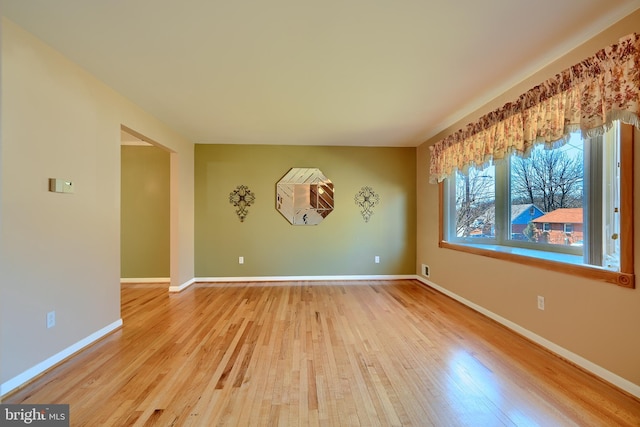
(169, 278), (196, 293)
(415, 276), (640, 400)
(0, 319), (123, 399)
(120, 277), (170, 284)
(190, 275), (416, 289)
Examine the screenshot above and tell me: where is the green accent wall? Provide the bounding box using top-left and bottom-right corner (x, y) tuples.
(121, 146), (170, 277)
(195, 145), (416, 277)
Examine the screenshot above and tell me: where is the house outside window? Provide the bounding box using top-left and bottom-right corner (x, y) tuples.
(532, 209), (581, 245)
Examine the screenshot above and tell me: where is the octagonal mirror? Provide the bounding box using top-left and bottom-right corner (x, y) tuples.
(276, 168), (334, 225)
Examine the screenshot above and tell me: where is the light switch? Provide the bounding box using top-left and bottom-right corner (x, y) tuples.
(49, 178), (74, 193)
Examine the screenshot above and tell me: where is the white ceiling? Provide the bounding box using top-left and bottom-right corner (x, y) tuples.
(3, 1), (639, 147)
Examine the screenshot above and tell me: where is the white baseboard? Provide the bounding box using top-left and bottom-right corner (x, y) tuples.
(120, 277), (170, 284)
(0, 319), (123, 398)
(169, 275), (414, 292)
(414, 275), (640, 400)
(195, 275), (415, 286)
(169, 278), (196, 293)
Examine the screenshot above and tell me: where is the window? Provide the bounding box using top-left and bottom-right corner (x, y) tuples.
(441, 121), (634, 287)
(453, 165), (495, 239)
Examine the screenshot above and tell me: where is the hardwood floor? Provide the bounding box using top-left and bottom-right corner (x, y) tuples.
(5, 280), (640, 426)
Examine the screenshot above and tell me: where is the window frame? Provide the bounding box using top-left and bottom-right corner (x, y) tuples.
(438, 123), (634, 288)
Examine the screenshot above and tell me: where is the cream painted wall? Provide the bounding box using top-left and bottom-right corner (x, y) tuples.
(417, 10), (640, 389)
(0, 18), (194, 390)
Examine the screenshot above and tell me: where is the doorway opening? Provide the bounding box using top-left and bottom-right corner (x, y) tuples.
(120, 126), (173, 288)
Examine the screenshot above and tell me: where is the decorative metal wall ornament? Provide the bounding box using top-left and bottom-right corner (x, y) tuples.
(354, 186), (380, 222)
(229, 185), (256, 222)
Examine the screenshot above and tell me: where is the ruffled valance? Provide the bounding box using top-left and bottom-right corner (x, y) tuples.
(429, 33), (640, 184)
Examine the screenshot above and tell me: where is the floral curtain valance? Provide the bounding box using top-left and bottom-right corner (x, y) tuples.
(429, 33), (640, 184)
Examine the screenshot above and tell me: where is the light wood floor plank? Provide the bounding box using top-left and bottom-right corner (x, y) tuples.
(4, 280), (640, 426)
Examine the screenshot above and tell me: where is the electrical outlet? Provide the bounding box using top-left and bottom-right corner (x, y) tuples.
(47, 311), (56, 328)
(239, 256), (244, 264)
(422, 264), (430, 277)
(537, 296), (545, 311)
(374, 256), (380, 263)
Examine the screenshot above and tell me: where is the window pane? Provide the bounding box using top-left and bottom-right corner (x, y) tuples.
(455, 166), (495, 239)
(509, 137), (584, 248)
(602, 123), (621, 270)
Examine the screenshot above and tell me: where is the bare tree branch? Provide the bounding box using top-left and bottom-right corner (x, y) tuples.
(511, 146), (583, 212)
